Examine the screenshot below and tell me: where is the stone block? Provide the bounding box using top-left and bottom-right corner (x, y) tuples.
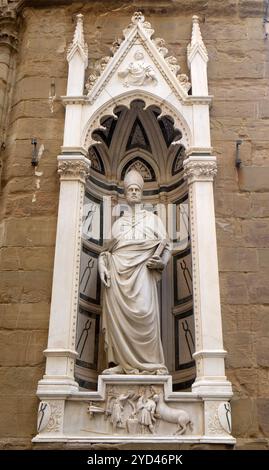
(10, 98), (65, 123)
(231, 398), (259, 437)
(5, 192), (59, 217)
(250, 194), (269, 217)
(13, 77), (56, 102)
(253, 307), (269, 367)
(258, 369), (269, 398)
(0, 395), (39, 438)
(235, 438), (269, 450)
(258, 100), (269, 119)
(224, 331), (255, 368)
(210, 81), (269, 102)
(228, 369), (258, 397)
(238, 0), (264, 17)
(0, 438), (33, 450)
(0, 366), (44, 395)
(222, 304), (257, 332)
(252, 143), (269, 166)
(247, 273), (269, 304)
(0, 247), (55, 271)
(3, 175), (59, 195)
(220, 272), (250, 305)
(0, 303), (49, 330)
(0, 330), (47, 366)
(258, 249), (269, 269)
(1, 217), (57, 247)
(218, 247), (258, 272)
(9, 117), (64, 141)
(257, 400), (269, 436)
(239, 167), (269, 192)
(242, 219), (269, 247)
(204, 19), (248, 40)
(0, 271), (52, 303)
(215, 192), (251, 218)
(216, 218), (243, 248)
(211, 101), (256, 119)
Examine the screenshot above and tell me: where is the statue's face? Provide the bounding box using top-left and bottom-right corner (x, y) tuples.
(126, 184), (142, 205)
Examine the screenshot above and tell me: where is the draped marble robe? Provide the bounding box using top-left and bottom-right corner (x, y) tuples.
(99, 208), (170, 374)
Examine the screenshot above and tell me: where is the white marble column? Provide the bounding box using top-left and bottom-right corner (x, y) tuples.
(184, 156), (233, 398)
(37, 155), (90, 395)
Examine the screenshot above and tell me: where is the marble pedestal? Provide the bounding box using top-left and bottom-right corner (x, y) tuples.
(33, 375), (235, 444)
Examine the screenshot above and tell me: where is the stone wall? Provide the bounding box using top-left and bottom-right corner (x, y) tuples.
(0, 0), (268, 449)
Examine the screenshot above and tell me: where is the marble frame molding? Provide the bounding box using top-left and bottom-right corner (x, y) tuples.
(34, 12), (235, 445)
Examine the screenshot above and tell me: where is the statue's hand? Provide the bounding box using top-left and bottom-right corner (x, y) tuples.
(100, 267), (111, 288)
(146, 255), (165, 271)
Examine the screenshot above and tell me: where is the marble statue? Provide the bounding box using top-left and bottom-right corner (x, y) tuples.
(118, 50), (157, 87)
(98, 169), (171, 375)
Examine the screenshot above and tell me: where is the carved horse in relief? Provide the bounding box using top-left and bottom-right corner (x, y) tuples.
(153, 394), (193, 435)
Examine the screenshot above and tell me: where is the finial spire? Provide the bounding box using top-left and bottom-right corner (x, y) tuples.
(67, 13), (88, 64)
(187, 15), (208, 65)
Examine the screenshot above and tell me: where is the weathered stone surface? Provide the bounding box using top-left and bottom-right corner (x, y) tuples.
(227, 369), (258, 398)
(254, 307), (269, 367)
(239, 167), (269, 192)
(0, 270), (52, 303)
(1, 217), (57, 247)
(242, 219), (269, 247)
(5, 192), (58, 217)
(235, 438), (269, 450)
(0, 366), (44, 395)
(0, 395), (39, 438)
(0, 246), (55, 271)
(0, 330), (47, 366)
(258, 249), (269, 269)
(220, 272), (250, 305)
(215, 193), (251, 218)
(247, 273), (269, 305)
(258, 369), (269, 398)
(216, 218), (243, 248)
(211, 101), (257, 119)
(218, 247), (258, 272)
(224, 331), (255, 368)
(257, 400), (269, 436)
(252, 143), (269, 166)
(250, 194), (269, 218)
(231, 398), (259, 437)
(0, 303), (49, 329)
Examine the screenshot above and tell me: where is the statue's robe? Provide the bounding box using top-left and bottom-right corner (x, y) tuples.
(99, 209), (170, 374)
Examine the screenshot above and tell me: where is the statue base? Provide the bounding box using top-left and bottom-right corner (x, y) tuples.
(33, 374), (235, 444)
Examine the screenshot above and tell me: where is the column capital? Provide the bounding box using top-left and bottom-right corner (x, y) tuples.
(57, 155), (91, 183)
(183, 156), (217, 183)
(0, 1), (20, 50)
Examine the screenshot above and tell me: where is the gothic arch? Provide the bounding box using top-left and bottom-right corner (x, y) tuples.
(82, 90), (192, 153)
